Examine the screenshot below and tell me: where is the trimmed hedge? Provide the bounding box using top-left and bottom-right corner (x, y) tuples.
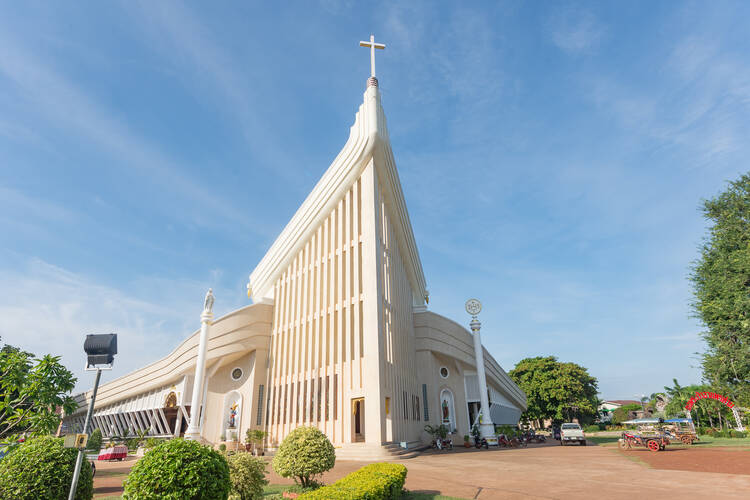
(299, 463), (407, 500)
(123, 438), (230, 499)
(0, 435), (93, 500)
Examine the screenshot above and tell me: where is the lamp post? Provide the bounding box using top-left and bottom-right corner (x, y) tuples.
(68, 334), (117, 500)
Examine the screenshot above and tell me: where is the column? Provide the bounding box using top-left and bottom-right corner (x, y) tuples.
(185, 289), (214, 440)
(470, 317), (494, 438)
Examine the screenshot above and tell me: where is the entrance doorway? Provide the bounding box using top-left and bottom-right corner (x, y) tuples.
(352, 398), (365, 442)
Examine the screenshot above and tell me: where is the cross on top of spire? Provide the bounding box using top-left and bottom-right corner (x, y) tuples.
(359, 34), (385, 80)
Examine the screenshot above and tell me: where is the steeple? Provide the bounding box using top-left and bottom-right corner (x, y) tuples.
(248, 36), (426, 307)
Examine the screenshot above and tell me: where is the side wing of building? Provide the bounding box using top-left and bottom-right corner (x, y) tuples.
(63, 303), (273, 444)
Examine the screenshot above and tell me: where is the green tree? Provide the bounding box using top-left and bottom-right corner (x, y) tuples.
(227, 452), (268, 500)
(272, 426), (335, 487)
(692, 173), (750, 407)
(611, 404), (641, 424)
(0, 340), (77, 443)
(509, 356), (599, 426)
(86, 428), (102, 451)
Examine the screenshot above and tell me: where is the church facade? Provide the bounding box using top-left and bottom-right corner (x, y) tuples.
(64, 74), (526, 458)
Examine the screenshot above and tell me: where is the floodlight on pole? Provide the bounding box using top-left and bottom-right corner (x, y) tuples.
(68, 333), (117, 500)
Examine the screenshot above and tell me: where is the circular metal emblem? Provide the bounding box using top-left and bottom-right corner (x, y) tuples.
(465, 298), (482, 315)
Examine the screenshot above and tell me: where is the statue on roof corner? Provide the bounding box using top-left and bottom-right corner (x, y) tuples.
(203, 288), (214, 313)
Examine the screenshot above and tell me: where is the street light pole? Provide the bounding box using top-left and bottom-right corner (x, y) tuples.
(68, 368), (102, 500)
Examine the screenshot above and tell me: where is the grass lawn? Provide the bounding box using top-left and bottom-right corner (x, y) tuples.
(586, 436), (621, 446)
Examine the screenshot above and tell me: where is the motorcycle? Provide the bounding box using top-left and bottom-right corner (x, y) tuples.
(474, 436), (489, 449)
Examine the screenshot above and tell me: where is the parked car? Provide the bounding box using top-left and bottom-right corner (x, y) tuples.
(560, 423), (586, 446)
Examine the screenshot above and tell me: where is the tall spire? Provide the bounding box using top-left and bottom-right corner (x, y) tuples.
(359, 34), (385, 88)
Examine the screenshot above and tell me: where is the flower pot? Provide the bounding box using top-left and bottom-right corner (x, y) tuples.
(245, 444), (252, 452)
(464, 442), (471, 448)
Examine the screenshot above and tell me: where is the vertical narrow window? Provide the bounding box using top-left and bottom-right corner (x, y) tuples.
(256, 385), (265, 426)
(309, 378), (315, 421)
(303, 380), (308, 422)
(276, 385), (281, 425)
(296, 381), (301, 423)
(333, 374), (338, 418)
(283, 383), (288, 424)
(317, 376), (323, 421)
(416, 396), (420, 422)
(325, 375), (330, 421)
(385, 397), (390, 415)
(403, 391), (408, 420)
(422, 384), (429, 421)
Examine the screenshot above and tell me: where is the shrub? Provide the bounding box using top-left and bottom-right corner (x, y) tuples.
(583, 425), (600, 433)
(219, 443), (227, 452)
(0, 435), (93, 500)
(227, 452), (268, 500)
(143, 437), (166, 450)
(299, 463), (407, 500)
(123, 438), (230, 500)
(272, 426), (335, 487)
(87, 428), (103, 451)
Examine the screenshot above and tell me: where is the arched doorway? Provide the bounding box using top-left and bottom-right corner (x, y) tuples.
(440, 389), (456, 432)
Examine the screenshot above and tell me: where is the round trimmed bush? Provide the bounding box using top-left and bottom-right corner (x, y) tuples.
(272, 426), (335, 487)
(123, 438), (230, 500)
(227, 452), (268, 500)
(0, 435), (93, 500)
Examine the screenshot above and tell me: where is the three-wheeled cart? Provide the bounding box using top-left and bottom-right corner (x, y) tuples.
(663, 418), (699, 445)
(618, 418), (671, 452)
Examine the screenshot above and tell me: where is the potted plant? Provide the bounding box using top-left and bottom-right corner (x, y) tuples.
(463, 434), (471, 448)
(249, 429), (268, 456)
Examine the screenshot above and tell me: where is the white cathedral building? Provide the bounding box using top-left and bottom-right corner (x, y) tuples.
(65, 44), (526, 458)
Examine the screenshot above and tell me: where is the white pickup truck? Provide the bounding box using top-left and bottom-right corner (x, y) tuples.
(560, 423), (586, 446)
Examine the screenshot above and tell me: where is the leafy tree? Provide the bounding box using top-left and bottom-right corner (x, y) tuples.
(509, 356), (599, 427)
(86, 428), (102, 451)
(0, 340), (77, 443)
(272, 426), (335, 487)
(692, 173), (750, 406)
(227, 452), (268, 500)
(611, 404), (641, 424)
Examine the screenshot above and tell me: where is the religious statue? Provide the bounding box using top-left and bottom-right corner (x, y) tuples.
(442, 399), (449, 421)
(203, 288), (214, 313)
(228, 402), (238, 428)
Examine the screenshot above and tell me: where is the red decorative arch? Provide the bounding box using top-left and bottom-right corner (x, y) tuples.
(685, 391), (735, 411)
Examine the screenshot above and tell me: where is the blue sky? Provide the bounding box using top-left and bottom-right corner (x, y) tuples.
(2, 1), (749, 399)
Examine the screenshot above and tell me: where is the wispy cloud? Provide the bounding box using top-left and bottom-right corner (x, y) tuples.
(123, 0), (300, 184)
(548, 7), (605, 54)
(0, 28), (266, 237)
(0, 255), (243, 392)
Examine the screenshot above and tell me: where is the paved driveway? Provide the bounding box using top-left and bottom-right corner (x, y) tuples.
(268, 442), (750, 499)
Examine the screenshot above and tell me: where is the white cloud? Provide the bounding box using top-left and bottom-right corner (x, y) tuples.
(548, 8), (605, 54)
(0, 256), (244, 393)
(0, 28), (266, 237)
